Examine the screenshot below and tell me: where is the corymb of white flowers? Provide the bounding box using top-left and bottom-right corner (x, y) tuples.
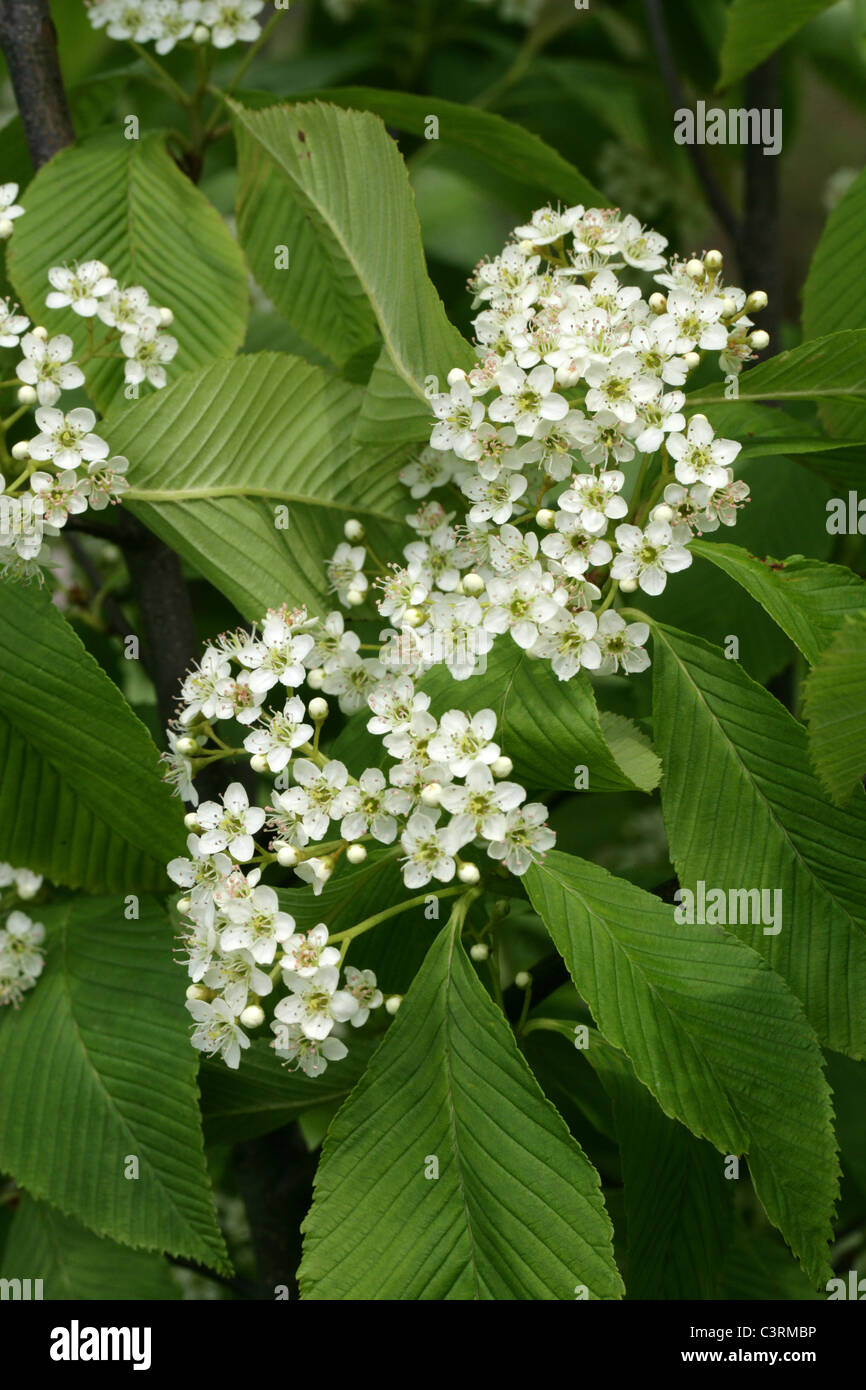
(85, 0), (265, 51)
(165, 203), (767, 1076)
(0, 190), (179, 581)
(0, 862), (46, 1008)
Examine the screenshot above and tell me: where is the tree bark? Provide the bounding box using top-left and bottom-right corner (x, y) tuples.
(0, 0), (74, 165)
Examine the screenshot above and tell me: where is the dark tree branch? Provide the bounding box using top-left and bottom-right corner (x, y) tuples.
(0, 0), (74, 165)
(642, 0), (741, 245)
(737, 57), (783, 359)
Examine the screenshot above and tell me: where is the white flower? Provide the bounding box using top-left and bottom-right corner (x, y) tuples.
(199, 0), (264, 48)
(178, 646), (233, 725)
(338, 766), (412, 844)
(666, 415), (741, 491)
(488, 362), (568, 437)
(400, 446), (454, 497)
(486, 803), (555, 875)
(281, 923), (340, 980)
(17, 332), (84, 405)
(96, 284), (153, 333)
(285, 758), (355, 841)
(275, 964), (358, 1040)
(197, 782), (266, 862)
(243, 696), (313, 772)
(558, 469), (628, 534)
(29, 469), (89, 528)
(121, 318), (178, 388)
(462, 470), (527, 525)
(218, 883), (295, 966)
(327, 542), (368, 605)
(237, 613), (315, 695)
(0, 863), (43, 899)
(0, 183), (25, 222)
(656, 287), (728, 354)
(29, 406), (109, 470)
(514, 204), (584, 245)
(429, 372), (486, 457)
(162, 728), (200, 805)
(186, 996), (250, 1069)
(400, 810), (468, 888)
(438, 761), (525, 841)
(46, 260), (116, 316)
(428, 709), (500, 777)
(202, 949), (272, 1015)
(584, 351), (659, 425)
(0, 908), (46, 1005)
(530, 608), (601, 680)
(611, 520), (692, 596)
(271, 1021), (348, 1077)
(632, 390), (686, 454)
(342, 965), (383, 1027)
(86, 454), (129, 509)
(0, 298), (29, 347)
(483, 569), (559, 649)
(595, 610), (651, 675)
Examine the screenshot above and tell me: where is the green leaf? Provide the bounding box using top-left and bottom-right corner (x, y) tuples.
(688, 331), (866, 408)
(7, 130), (248, 416)
(719, 1226), (823, 1300)
(525, 851), (839, 1284)
(334, 638), (661, 794)
(0, 897), (227, 1271)
(803, 166), (866, 436)
(231, 97), (472, 446)
(583, 1031), (733, 1301)
(689, 542), (866, 665)
(718, 0), (837, 88)
(803, 614), (866, 806)
(651, 623), (866, 1058)
(104, 352), (409, 621)
(199, 1035), (379, 1146)
(0, 1198), (180, 1300)
(0, 580), (184, 892)
(299, 909), (624, 1300)
(297, 86), (607, 208)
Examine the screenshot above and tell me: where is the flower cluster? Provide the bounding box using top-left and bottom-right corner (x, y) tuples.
(0, 237), (178, 580)
(0, 862), (46, 1007)
(332, 205), (766, 685)
(86, 0), (265, 51)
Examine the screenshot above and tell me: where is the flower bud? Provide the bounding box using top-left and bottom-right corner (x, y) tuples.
(618, 577), (638, 593)
(404, 606), (425, 627)
(177, 898), (191, 915)
(746, 290), (768, 312)
(536, 508), (556, 530)
(176, 736), (199, 756)
(186, 984), (208, 1001)
(343, 518), (364, 541)
(457, 861), (481, 885)
(240, 1004), (265, 1028)
(10, 441), (29, 460)
(277, 845), (299, 867)
(648, 292), (666, 313)
(462, 572), (485, 596)
(385, 995), (402, 1015)
(306, 666), (326, 690)
(683, 352), (701, 371)
(421, 781), (442, 807)
(0, 218), (14, 240)
(491, 755), (513, 778)
(720, 297), (738, 318)
(308, 697), (329, 721)
(704, 249), (723, 271)
(469, 942), (489, 962)
(158, 307), (174, 327)
(250, 754), (269, 774)
(749, 329), (770, 350)
(345, 588), (365, 607)
(686, 258), (705, 281)
(16, 386), (37, 406)
(192, 23), (210, 42)
(514, 970), (532, 989)
(651, 504), (675, 524)
(346, 843), (367, 865)
(31, 325), (49, 341)
(183, 812), (200, 831)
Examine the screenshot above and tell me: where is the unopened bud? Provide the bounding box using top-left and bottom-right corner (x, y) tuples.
(404, 606), (424, 627)
(10, 440), (29, 460)
(421, 781), (442, 807)
(16, 386), (37, 406)
(31, 325), (49, 341)
(308, 697), (328, 721)
(191, 22), (209, 42)
(177, 898), (191, 915)
(0, 218), (14, 240)
(240, 1004), (265, 1028)
(250, 754), (269, 774)
(469, 942), (489, 962)
(183, 812), (200, 831)
(749, 330), (770, 350)
(158, 307), (174, 327)
(686, 258), (705, 281)
(458, 861), (481, 885)
(277, 845), (299, 867)
(746, 290), (768, 312)
(652, 504), (675, 524)
(346, 843), (367, 865)
(515, 970), (532, 989)
(462, 572), (485, 596)
(683, 352), (701, 371)
(536, 508), (556, 530)
(720, 297), (738, 318)
(648, 292), (666, 313)
(385, 995), (402, 1015)
(306, 666), (326, 690)
(345, 588), (365, 607)
(186, 984), (208, 1000)
(343, 518), (364, 541)
(618, 577), (638, 594)
(176, 736), (199, 756)
(704, 249), (723, 271)
(491, 755), (513, 778)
